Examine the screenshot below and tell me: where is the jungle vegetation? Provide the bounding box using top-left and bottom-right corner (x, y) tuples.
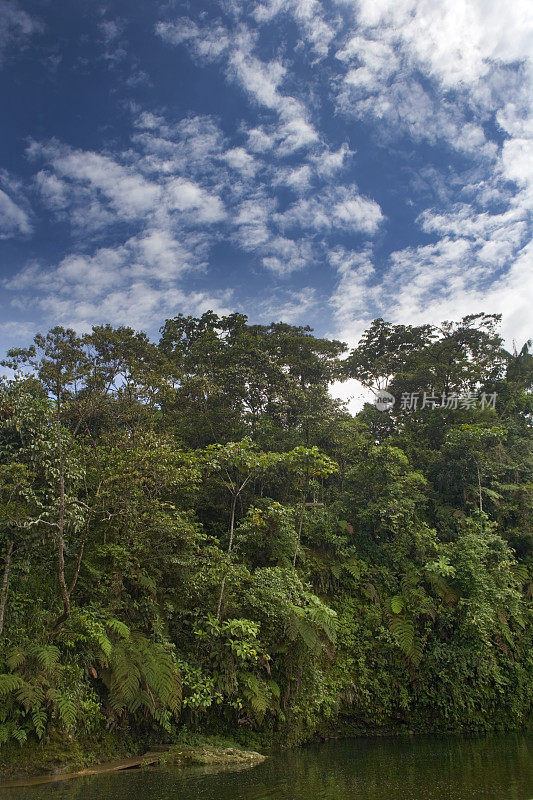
(0, 311), (531, 752)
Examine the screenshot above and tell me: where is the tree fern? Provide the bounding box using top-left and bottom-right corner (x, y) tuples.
(100, 631), (182, 726)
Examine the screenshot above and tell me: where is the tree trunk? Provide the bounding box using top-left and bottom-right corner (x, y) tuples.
(55, 410), (71, 627)
(216, 492), (238, 620)
(58, 465), (70, 619)
(476, 460), (483, 512)
(292, 493), (306, 568)
(0, 540), (14, 636)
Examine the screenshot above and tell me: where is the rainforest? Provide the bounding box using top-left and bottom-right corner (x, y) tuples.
(0, 311), (531, 772)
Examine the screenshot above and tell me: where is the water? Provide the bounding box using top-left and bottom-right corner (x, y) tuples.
(1, 735), (532, 800)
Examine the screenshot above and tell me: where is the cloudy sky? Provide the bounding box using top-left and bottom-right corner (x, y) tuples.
(0, 0), (532, 361)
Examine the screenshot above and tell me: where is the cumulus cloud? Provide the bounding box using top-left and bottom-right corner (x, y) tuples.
(155, 18), (232, 62)
(329, 234), (533, 350)
(316, 0), (533, 349)
(29, 137), (228, 232)
(6, 232), (232, 332)
(3, 0), (532, 348)
(157, 15), (320, 156)
(333, 0), (532, 163)
(277, 187), (384, 235)
(0, 171), (32, 238)
(352, 0), (533, 88)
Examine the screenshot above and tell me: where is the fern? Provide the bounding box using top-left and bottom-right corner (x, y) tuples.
(0, 674), (23, 696)
(31, 707), (47, 739)
(0, 724), (10, 745)
(17, 681), (44, 710)
(101, 631), (182, 726)
(388, 616), (423, 666)
(390, 595), (405, 614)
(106, 618), (131, 640)
(511, 563), (529, 586)
(11, 726), (27, 744)
(290, 609), (320, 650)
(29, 644), (60, 671)
(342, 557), (361, 581)
(6, 649), (26, 671)
(57, 695), (77, 729)
(240, 673), (270, 722)
(389, 616), (415, 653)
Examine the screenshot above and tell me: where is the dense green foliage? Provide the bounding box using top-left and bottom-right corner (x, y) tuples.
(0, 312), (531, 751)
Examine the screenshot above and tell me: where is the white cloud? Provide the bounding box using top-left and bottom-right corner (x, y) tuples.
(0, 320), (35, 338)
(29, 141), (161, 220)
(253, 0), (338, 58)
(30, 135), (229, 235)
(328, 247), (378, 342)
(245, 126), (276, 153)
(5, 2), (532, 351)
(501, 137), (533, 193)
(165, 178), (226, 222)
(227, 41), (320, 153)
(133, 229), (206, 281)
(333, 0), (532, 161)
(329, 234), (533, 351)
(156, 19), (232, 62)
(255, 285), (318, 322)
(0, 1), (42, 64)
(34, 171), (68, 210)
(328, 0), (532, 353)
(277, 186), (383, 235)
(5, 230), (231, 333)
(33, 279), (234, 334)
(274, 165), (312, 192)
(98, 19), (123, 44)
(0, 188), (31, 238)
(222, 147), (258, 177)
(158, 16), (320, 155)
(352, 0), (533, 89)
(97, 18), (127, 64)
(336, 65), (497, 157)
(329, 377), (373, 415)
(311, 143), (352, 177)
(261, 236), (314, 275)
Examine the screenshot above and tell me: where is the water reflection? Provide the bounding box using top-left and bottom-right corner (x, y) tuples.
(1, 735), (532, 800)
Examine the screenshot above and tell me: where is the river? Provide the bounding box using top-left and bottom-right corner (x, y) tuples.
(1, 735), (532, 799)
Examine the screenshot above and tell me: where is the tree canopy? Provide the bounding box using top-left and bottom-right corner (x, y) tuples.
(0, 311), (531, 751)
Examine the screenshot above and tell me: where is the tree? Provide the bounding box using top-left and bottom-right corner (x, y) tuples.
(203, 439), (282, 618)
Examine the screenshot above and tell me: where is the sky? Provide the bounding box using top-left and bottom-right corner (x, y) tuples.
(0, 0), (532, 380)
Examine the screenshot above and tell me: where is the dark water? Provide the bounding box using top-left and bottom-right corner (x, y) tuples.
(2, 735), (532, 800)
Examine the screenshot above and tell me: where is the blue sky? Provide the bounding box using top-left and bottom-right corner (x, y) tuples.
(0, 0), (532, 367)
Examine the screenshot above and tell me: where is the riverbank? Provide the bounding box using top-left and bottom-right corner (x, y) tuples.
(2, 713), (530, 785)
(0, 733), (267, 784)
(2, 734), (531, 800)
